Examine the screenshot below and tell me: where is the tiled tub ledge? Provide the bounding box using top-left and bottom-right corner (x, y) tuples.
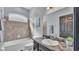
(0, 38), (33, 51)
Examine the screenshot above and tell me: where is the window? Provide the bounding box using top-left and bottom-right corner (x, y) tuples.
(60, 14), (73, 37)
(8, 13), (28, 22)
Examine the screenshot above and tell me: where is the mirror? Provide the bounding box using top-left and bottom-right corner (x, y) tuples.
(0, 20), (2, 30)
(49, 25), (54, 34)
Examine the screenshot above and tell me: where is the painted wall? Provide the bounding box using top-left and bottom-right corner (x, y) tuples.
(30, 7), (46, 17)
(46, 7), (73, 37)
(30, 7), (46, 38)
(0, 8), (4, 42)
(0, 8), (1, 42)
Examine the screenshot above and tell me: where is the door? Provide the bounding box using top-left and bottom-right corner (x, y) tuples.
(74, 7), (79, 51)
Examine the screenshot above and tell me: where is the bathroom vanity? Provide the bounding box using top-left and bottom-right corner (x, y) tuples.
(33, 37), (73, 51)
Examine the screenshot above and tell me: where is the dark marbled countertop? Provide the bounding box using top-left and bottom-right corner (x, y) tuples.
(33, 37), (73, 51)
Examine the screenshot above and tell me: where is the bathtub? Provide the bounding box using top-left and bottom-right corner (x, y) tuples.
(1, 38), (33, 51)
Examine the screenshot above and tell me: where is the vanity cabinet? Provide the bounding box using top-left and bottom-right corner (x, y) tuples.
(39, 44), (52, 51)
(33, 40), (39, 51)
(33, 40), (52, 51)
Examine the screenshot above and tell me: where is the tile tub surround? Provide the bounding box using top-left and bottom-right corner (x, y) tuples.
(4, 20), (31, 42)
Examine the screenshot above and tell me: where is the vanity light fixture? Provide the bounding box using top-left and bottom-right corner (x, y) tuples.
(47, 7), (54, 10)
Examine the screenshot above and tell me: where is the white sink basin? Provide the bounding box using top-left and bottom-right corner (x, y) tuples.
(42, 39), (59, 46)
